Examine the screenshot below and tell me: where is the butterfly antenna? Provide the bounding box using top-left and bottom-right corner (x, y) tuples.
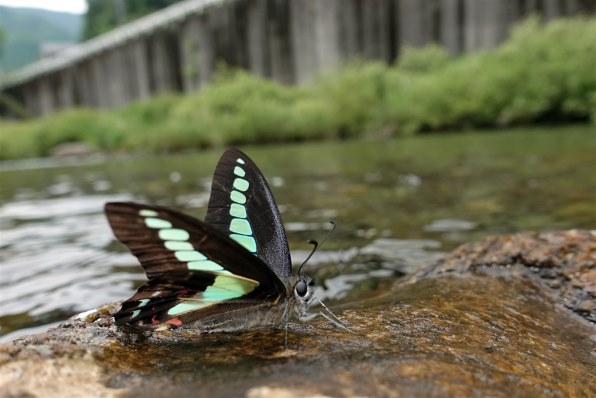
(297, 221), (336, 276)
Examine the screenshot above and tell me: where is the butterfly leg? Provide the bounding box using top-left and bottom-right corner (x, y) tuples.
(296, 297), (354, 333)
(283, 300), (290, 347)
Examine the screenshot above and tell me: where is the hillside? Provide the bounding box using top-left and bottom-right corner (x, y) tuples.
(0, 6), (82, 71)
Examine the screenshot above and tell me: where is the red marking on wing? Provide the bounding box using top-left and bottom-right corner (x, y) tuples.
(166, 318), (182, 327)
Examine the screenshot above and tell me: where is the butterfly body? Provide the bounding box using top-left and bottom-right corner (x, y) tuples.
(105, 148), (323, 332)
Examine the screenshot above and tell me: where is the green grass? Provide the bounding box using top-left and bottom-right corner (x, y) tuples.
(1, 17), (595, 160)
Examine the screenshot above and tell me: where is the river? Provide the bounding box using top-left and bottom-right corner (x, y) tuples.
(1, 125), (594, 341)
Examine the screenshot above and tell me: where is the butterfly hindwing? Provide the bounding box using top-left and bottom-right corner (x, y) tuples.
(205, 148), (292, 279)
(114, 270), (275, 329)
(104, 202), (287, 329)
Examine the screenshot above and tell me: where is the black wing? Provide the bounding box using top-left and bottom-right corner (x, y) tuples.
(105, 202), (286, 329)
(205, 148), (292, 279)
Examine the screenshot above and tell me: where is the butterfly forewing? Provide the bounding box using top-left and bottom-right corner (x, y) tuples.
(205, 148), (292, 279)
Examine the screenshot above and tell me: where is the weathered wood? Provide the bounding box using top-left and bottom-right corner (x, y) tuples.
(441, 0), (462, 55)
(564, 0), (582, 14)
(398, 0), (432, 48)
(543, 0), (562, 20)
(130, 40), (151, 100)
(22, 84), (39, 115)
(38, 78), (55, 115)
(194, 14), (215, 88)
(90, 55), (108, 109)
(245, 0), (268, 77)
(464, 0), (513, 52)
(290, 0), (342, 83)
(267, 0), (293, 84)
(314, 0), (341, 73)
(0, 0), (593, 117)
(363, 0), (392, 61)
(107, 47), (127, 108)
(57, 69), (75, 110)
(180, 18), (201, 92)
(151, 34), (173, 94)
(77, 61), (94, 107)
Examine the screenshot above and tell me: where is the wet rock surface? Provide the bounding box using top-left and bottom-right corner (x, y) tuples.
(420, 229), (595, 322)
(1, 230), (594, 397)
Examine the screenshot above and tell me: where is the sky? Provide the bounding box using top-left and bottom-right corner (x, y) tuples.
(0, 0), (87, 14)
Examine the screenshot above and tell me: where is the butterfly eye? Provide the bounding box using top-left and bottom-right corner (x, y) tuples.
(295, 280), (307, 297)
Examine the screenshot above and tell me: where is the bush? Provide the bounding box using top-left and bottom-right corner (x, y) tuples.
(310, 61), (389, 138)
(0, 119), (40, 159)
(0, 109), (129, 158)
(397, 44), (450, 74)
(385, 17), (596, 133)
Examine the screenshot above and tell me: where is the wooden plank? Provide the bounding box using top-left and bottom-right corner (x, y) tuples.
(398, 0), (431, 48)
(463, 0), (514, 52)
(314, 0), (341, 72)
(441, 0), (462, 55)
(246, 0), (269, 77)
(179, 18), (202, 92)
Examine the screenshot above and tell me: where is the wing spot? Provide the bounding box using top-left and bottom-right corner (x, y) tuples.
(202, 275), (258, 300)
(230, 218), (253, 236)
(158, 228), (190, 241)
(167, 302), (209, 316)
(144, 217), (173, 229)
(164, 241), (193, 251)
(175, 250), (207, 262)
(233, 178), (249, 192)
(187, 259), (224, 271)
(233, 166), (246, 177)
(230, 234), (257, 253)
(229, 203), (247, 218)
(230, 190), (246, 204)
(138, 299), (150, 308)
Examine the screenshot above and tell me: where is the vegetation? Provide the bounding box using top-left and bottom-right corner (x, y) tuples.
(0, 6), (82, 70)
(1, 17), (595, 160)
(83, 0), (185, 40)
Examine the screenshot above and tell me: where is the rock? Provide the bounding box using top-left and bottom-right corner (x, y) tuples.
(0, 230), (594, 397)
(418, 229), (596, 322)
(49, 142), (99, 158)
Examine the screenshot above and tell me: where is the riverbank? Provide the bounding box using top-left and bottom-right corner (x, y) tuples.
(1, 17), (594, 160)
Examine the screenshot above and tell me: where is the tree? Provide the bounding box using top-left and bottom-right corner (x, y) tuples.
(83, 0), (186, 40)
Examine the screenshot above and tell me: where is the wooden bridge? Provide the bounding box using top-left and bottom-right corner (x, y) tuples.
(0, 0), (592, 117)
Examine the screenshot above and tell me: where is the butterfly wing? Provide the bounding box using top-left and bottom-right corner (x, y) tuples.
(115, 270), (282, 330)
(205, 148), (292, 279)
(105, 202), (287, 329)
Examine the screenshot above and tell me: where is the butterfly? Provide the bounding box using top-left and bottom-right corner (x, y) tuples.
(105, 148), (347, 333)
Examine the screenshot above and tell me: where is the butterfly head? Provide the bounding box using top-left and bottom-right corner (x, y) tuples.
(293, 275), (315, 306)
(290, 272), (351, 334)
(291, 274), (318, 321)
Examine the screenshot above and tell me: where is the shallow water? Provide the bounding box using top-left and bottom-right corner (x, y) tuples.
(1, 125), (594, 341)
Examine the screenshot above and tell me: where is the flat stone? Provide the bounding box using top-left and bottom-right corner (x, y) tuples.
(0, 230), (594, 397)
